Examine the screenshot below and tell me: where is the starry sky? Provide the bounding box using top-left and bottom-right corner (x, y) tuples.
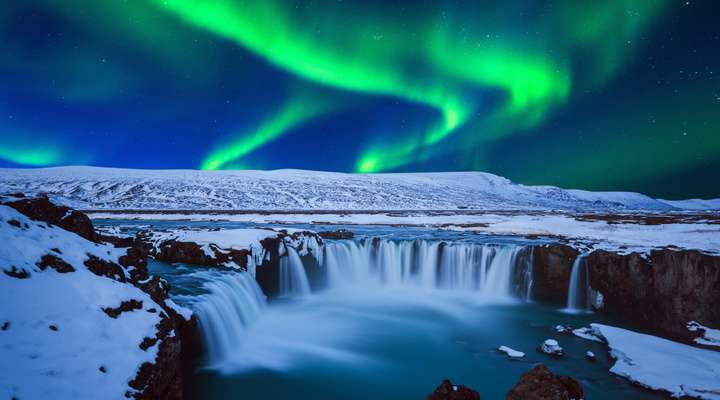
(1, 1), (718, 199)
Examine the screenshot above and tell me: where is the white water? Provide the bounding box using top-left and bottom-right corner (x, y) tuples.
(566, 254), (590, 312)
(279, 246), (312, 297)
(192, 271), (267, 369)
(321, 240), (530, 300)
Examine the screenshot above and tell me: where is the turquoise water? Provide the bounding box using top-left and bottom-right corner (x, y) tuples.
(144, 260), (661, 400)
(113, 220), (662, 400)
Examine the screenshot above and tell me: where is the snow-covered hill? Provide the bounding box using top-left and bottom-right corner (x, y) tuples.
(0, 166), (715, 211)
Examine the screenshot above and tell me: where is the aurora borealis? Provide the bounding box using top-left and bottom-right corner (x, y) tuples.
(1, 1), (718, 198)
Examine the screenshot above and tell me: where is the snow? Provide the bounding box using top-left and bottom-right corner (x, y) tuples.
(590, 323), (720, 399)
(0, 166), (698, 211)
(0, 205), (163, 399)
(92, 211), (720, 255)
(573, 327), (604, 342)
(539, 339), (563, 356)
(145, 228), (279, 262)
(498, 345), (525, 358)
(659, 199), (720, 211)
(688, 321), (720, 348)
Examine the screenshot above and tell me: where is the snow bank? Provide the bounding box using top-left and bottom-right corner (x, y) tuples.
(0, 205), (164, 399)
(591, 323), (720, 399)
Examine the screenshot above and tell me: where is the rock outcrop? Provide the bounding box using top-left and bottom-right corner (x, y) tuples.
(587, 249), (720, 343)
(529, 242), (720, 344)
(427, 379), (481, 400)
(506, 364), (583, 400)
(3, 194), (97, 241)
(530, 244), (579, 303)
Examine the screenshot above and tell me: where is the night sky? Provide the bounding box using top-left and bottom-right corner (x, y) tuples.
(1, 1), (718, 199)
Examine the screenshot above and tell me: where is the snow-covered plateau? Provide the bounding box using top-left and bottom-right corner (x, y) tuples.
(1, 166), (718, 211)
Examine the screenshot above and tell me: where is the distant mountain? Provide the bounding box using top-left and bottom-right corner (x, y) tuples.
(0, 166), (715, 212)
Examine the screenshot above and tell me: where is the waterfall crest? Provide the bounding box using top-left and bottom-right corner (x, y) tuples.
(279, 246), (312, 297)
(321, 239), (532, 300)
(566, 254), (591, 312)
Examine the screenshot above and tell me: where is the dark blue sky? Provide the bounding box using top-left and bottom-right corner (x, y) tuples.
(0, 0), (718, 199)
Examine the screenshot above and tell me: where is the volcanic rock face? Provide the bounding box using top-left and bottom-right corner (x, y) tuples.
(587, 249), (720, 342)
(506, 364), (583, 400)
(530, 244), (579, 303)
(530, 242), (720, 344)
(427, 379), (481, 400)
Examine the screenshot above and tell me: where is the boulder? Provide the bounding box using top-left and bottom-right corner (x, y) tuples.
(506, 364), (583, 400)
(538, 339), (564, 357)
(427, 379), (480, 400)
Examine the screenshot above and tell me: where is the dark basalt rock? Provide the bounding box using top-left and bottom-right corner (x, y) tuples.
(427, 379), (480, 400)
(506, 364), (583, 400)
(38, 254), (75, 273)
(318, 229), (354, 239)
(3, 266), (30, 279)
(7, 219), (21, 228)
(3, 195), (97, 241)
(530, 244), (579, 303)
(84, 254), (127, 282)
(103, 299), (144, 319)
(152, 239), (251, 269)
(587, 249), (720, 343)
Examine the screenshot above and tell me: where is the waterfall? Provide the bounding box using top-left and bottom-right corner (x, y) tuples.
(279, 246), (312, 297)
(566, 254), (590, 312)
(321, 239), (527, 300)
(192, 271), (267, 366)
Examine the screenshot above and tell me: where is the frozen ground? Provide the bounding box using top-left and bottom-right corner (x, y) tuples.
(3, 166), (717, 211)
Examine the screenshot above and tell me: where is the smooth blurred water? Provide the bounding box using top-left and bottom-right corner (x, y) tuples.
(145, 260), (661, 400)
(126, 219), (665, 400)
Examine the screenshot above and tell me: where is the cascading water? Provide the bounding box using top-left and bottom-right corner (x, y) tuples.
(566, 254), (590, 312)
(192, 271), (267, 367)
(190, 238), (535, 374)
(279, 246), (312, 297)
(321, 239), (531, 300)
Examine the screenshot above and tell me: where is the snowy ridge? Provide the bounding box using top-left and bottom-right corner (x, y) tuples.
(0, 166), (712, 211)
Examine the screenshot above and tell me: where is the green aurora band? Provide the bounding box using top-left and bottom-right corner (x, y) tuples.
(201, 92), (335, 170)
(154, 0), (668, 173)
(0, 142), (62, 167)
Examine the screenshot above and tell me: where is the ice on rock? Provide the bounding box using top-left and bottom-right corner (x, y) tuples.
(498, 345), (525, 359)
(539, 339), (564, 357)
(572, 326), (605, 343)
